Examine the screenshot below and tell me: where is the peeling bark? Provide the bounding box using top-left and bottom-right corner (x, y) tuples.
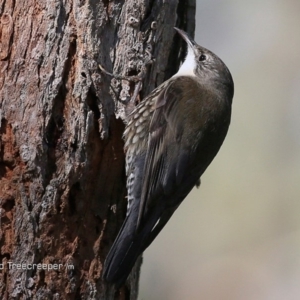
(0, 0), (195, 299)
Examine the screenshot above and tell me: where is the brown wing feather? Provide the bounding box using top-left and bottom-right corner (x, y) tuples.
(137, 77), (203, 229)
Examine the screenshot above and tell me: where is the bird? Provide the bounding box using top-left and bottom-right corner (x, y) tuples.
(102, 27), (234, 287)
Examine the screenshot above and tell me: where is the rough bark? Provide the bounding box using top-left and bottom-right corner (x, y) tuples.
(0, 0), (195, 299)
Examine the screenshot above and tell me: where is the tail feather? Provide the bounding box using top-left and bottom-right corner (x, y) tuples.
(103, 206), (161, 287)
(103, 174), (199, 286)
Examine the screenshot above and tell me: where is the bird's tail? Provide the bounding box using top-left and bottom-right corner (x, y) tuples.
(102, 206), (162, 287)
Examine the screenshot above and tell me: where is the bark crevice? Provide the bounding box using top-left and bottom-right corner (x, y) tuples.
(0, 1), (195, 298)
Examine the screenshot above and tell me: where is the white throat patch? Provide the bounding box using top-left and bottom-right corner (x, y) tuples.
(173, 46), (196, 77)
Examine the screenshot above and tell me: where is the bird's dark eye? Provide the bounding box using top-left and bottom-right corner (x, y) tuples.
(199, 54), (207, 61)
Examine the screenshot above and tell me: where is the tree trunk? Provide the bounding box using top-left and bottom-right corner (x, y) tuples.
(0, 0), (195, 299)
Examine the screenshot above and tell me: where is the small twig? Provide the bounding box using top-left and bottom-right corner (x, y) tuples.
(98, 64), (141, 83)
(99, 61), (153, 109)
(131, 81), (142, 103)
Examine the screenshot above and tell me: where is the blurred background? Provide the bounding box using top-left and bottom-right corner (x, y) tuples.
(139, 0), (300, 299)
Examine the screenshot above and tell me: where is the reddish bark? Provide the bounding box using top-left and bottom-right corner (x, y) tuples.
(0, 0), (195, 298)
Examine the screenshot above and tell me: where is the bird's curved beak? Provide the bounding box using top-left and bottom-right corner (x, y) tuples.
(174, 27), (196, 49)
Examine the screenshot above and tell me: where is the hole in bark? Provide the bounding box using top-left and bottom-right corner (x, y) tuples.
(28, 201), (33, 212)
(54, 115), (64, 131)
(64, 37), (77, 86)
(2, 198), (15, 211)
(86, 88), (100, 120)
(0, 118), (7, 132)
(70, 138), (78, 152)
(86, 88), (102, 136)
(68, 182), (81, 215)
(0, 118), (15, 177)
(75, 287), (81, 298)
(0, 253), (10, 260)
(81, 72), (86, 78)
(37, 270), (46, 288)
(44, 79), (67, 183)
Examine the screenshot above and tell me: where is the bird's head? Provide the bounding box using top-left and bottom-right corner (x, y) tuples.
(174, 27), (234, 98)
